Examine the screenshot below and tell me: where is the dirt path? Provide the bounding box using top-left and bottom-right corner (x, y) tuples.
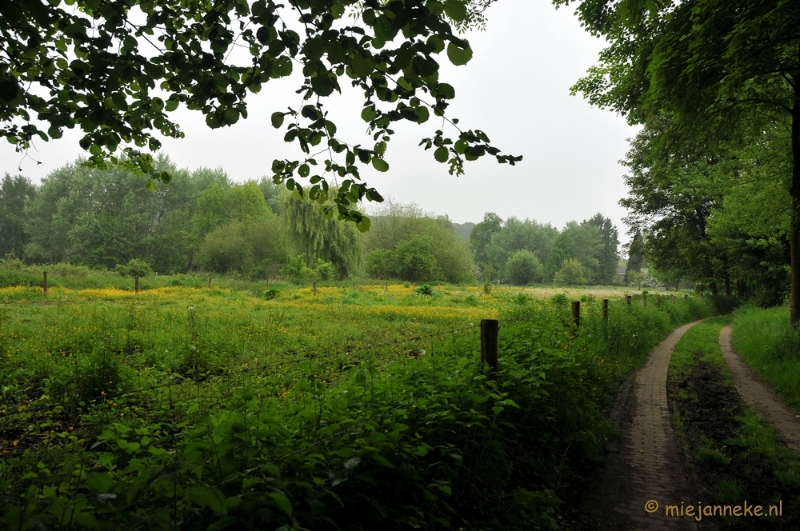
(580, 320), (705, 531)
(719, 324), (800, 453)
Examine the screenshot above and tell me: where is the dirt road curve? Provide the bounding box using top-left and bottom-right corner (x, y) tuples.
(719, 325), (800, 453)
(582, 320), (704, 531)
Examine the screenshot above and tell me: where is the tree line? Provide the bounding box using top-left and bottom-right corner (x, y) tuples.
(1, 157), (621, 286)
(563, 0), (798, 315)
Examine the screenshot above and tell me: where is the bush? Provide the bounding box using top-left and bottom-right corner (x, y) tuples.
(505, 250), (543, 286)
(264, 288), (280, 300)
(553, 258), (587, 286)
(115, 258), (153, 277)
(416, 284), (434, 296)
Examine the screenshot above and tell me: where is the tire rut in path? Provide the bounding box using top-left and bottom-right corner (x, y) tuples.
(582, 320), (705, 531)
(718, 325), (800, 453)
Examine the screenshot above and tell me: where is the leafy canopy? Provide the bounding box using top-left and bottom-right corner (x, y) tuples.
(1, 0), (520, 225)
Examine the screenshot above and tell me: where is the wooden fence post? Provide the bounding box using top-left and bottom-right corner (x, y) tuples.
(571, 301), (581, 329)
(672, 295), (676, 304)
(602, 299), (609, 323)
(658, 294), (662, 306)
(208, 276), (212, 289)
(685, 294), (688, 301)
(480, 319), (499, 379)
(135, 274), (139, 294)
(313, 281), (317, 296)
(43, 271), (48, 295)
(626, 295), (632, 306)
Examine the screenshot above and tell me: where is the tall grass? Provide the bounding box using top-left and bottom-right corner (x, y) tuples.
(732, 305), (800, 411)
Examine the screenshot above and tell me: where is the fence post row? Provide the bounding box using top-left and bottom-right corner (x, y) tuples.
(480, 319), (499, 380)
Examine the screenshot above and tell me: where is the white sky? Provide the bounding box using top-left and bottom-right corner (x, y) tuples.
(1, 1), (638, 243)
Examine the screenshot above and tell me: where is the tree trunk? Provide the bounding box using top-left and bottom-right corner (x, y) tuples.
(711, 281), (718, 296)
(724, 275), (731, 296)
(791, 75), (800, 327)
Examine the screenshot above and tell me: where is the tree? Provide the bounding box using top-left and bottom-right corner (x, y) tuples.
(505, 250), (543, 286)
(544, 231), (575, 281)
(23, 156), (223, 272)
(391, 235), (439, 281)
(194, 181), (269, 240)
(584, 213), (619, 285)
(2, 0), (520, 224)
(470, 212), (503, 269)
(197, 216), (285, 277)
(281, 189), (360, 279)
(564, 0), (800, 323)
(624, 230), (645, 284)
(0, 174), (37, 259)
(485, 217), (558, 278)
(562, 221), (602, 283)
(553, 258), (587, 286)
(363, 202), (474, 282)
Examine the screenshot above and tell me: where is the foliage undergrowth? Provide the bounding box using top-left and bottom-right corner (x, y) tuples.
(731, 305), (800, 411)
(0, 285), (713, 530)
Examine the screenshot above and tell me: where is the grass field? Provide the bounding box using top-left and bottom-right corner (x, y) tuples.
(0, 277), (710, 530)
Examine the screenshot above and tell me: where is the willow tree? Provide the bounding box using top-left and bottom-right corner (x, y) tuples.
(281, 189), (360, 278)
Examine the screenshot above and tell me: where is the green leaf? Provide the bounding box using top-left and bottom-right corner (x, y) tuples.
(351, 54), (374, 78)
(271, 112), (284, 128)
(361, 106), (377, 122)
(369, 454), (394, 468)
(343, 457), (362, 470)
(269, 491), (293, 517)
(435, 83), (456, 100)
(311, 74), (334, 97)
(434, 147), (449, 163)
(165, 99), (179, 112)
(206, 113), (221, 128)
(357, 217), (372, 232)
(223, 108), (239, 124)
(298, 164), (310, 177)
(447, 41), (473, 66)
(444, 0), (468, 22)
(372, 157), (389, 172)
(427, 35), (445, 54)
(185, 485), (227, 515)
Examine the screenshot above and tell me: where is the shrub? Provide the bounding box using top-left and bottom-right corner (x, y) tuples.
(115, 258), (153, 277)
(553, 258), (587, 286)
(505, 250), (542, 286)
(416, 284), (434, 296)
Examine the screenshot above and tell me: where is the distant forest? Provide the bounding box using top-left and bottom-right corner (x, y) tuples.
(1, 156), (622, 286)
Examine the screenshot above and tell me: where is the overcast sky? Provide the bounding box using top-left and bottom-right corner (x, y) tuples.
(1, 1), (639, 243)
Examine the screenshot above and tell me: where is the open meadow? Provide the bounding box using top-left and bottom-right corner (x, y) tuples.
(0, 277), (712, 530)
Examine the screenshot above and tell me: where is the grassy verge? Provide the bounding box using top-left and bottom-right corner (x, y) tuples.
(667, 317), (800, 529)
(732, 305), (800, 411)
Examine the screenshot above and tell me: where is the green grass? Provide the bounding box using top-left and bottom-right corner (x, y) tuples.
(668, 316), (730, 376)
(669, 311), (800, 515)
(732, 305), (800, 411)
(0, 279), (715, 530)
